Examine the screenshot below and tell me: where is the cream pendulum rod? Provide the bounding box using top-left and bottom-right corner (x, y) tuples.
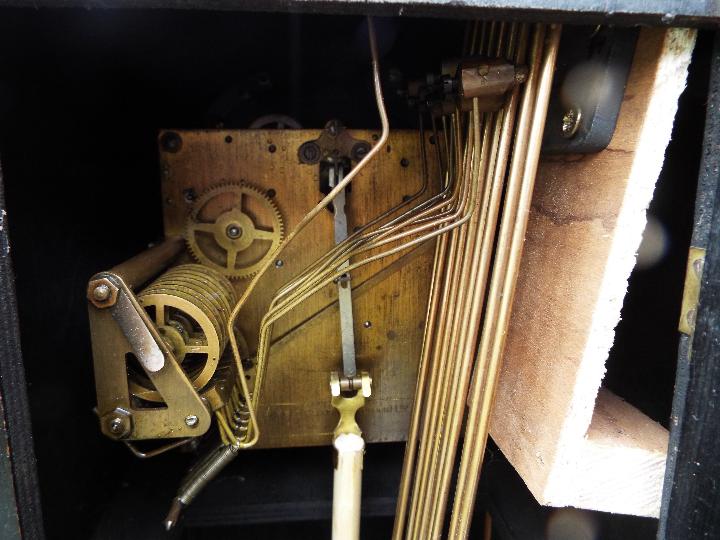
(328, 163), (372, 540)
(331, 382), (370, 540)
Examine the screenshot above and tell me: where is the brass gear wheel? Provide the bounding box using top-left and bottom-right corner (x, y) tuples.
(185, 182), (284, 279)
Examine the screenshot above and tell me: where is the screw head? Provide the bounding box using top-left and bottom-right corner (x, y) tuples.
(275, 259), (284, 268)
(351, 142), (371, 161)
(87, 278), (119, 308)
(160, 131), (183, 153)
(185, 415), (199, 428)
(226, 224), (242, 239)
(183, 188), (196, 203)
(561, 108), (582, 139)
(298, 141), (321, 164)
(109, 417), (124, 434)
(93, 284), (111, 301)
(363, 320), (372, 328)
(102, 407), (132, 439)
(693, 257), (704, 277)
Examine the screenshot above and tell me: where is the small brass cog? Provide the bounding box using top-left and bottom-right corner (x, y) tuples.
(185, 182), (284, 279)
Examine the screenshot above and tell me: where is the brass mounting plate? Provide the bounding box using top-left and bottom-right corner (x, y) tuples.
(159, 129), (438, 448)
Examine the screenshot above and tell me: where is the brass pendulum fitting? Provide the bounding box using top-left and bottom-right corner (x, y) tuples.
(330, 371), (372, 540)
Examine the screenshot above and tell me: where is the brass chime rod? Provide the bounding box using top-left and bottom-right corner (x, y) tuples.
(403, 24), (512, 540)
(422, 28), (517, 539)
(393, 21), (561, 540)
(424, 22), (524, 540)
(425, 113), (503, 540)
(392, 115), (457, 536)
(392, 216), (450, 538)
(407, 110), (478, 540)
(447, 24), (562, 540)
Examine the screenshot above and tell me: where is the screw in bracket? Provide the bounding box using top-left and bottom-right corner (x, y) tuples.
(87, 278), (119, 308)
(561, 108), (582, 139)
(109, 417), (124, 434)
(101, 407), (132, 439)
(93, 284), (111, 302)
(693, 257), (705, 277)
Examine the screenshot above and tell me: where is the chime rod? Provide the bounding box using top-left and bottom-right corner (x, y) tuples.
(448, 23), (562, 540)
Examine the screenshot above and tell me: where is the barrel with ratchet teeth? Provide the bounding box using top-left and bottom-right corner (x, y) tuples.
(132, 264), (238, 400)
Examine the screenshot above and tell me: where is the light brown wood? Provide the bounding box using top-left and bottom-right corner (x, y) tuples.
(571, 389), (670, 516)
(160, 129), (438, 448)
(489, 27), (696, 517)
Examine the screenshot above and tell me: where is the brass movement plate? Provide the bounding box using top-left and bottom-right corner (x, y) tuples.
(159, 128), (437, 448)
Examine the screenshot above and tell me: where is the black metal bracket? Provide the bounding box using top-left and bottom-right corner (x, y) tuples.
(297, 120), (370, 166)
(542, 25), (638, 154)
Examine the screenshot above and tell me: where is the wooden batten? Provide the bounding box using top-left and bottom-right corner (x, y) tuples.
(489, 27), (696, 517)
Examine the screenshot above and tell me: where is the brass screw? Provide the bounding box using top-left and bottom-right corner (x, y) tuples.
(693, 257), (704, 277)
(93, 284), (111, 302)
(226, 224), (242, 239)
(561, 108), (582, 139)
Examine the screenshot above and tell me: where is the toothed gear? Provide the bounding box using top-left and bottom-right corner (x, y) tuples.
(185, 182), (284, 279)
